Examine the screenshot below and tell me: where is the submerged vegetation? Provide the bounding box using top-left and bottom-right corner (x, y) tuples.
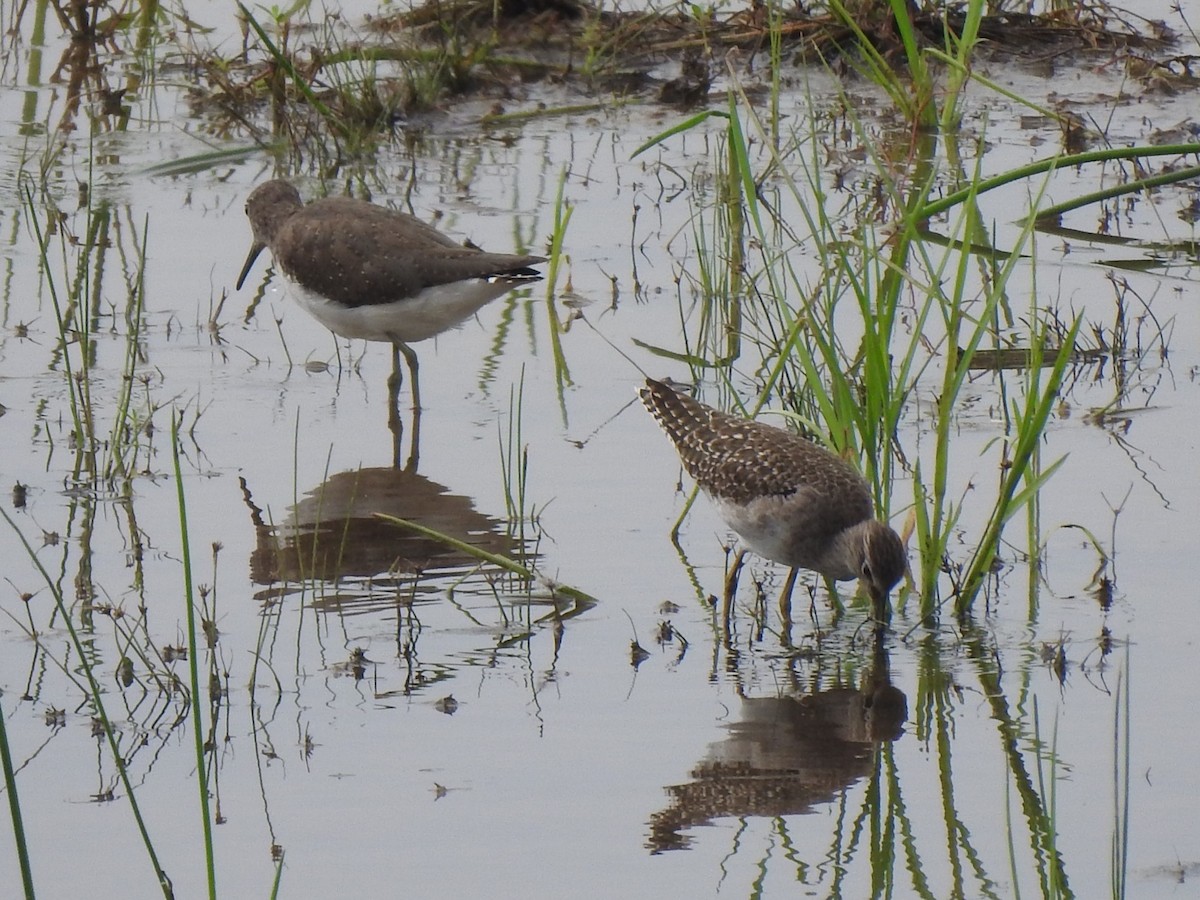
(0, 0), (1194, 896)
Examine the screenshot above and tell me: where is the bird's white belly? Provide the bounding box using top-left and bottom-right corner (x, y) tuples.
(287, 279), (519, 344)
(712, 491), (857, 580)
(714, 494), (799, 565)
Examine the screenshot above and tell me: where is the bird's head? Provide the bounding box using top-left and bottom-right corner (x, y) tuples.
(860, 520), (908, 614)
(236, 180), (304, 291)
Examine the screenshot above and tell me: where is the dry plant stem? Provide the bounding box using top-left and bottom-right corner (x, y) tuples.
(481, 100), (618, 125)
(238, 3), (343, 138)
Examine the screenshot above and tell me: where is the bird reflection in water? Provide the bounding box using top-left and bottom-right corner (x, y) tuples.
(242, 466), (522, 616)
(647, 631), (906, 853)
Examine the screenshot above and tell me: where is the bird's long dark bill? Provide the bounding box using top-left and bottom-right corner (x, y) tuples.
(235, 242), (265, 291)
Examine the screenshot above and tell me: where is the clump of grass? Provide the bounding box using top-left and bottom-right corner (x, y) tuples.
(542, 168), (576, 395)
(498, 367), (541, 558)
(231, 1), (504, 162)
(22, 175), (161, 498)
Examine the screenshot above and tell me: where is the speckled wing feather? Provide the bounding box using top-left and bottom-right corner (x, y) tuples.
(639, 378), (873, 517)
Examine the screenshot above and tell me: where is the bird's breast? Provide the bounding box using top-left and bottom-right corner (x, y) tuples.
(711, 489), (858, 579)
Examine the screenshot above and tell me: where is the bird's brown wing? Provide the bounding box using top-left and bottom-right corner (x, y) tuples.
(276, 198), (545, 307)
(640, 378), (873, 516)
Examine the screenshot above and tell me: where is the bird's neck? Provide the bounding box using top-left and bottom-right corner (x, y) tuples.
(818, 519), (873, 582)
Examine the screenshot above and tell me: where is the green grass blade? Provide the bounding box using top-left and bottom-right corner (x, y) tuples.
(171, 411), (217, 899)
(0, 696), (35, 899)
(630, 109), (729, 159)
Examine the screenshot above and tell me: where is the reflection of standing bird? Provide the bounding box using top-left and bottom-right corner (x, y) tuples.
(243, 467), (519, 594)
(236, 179), (545, 418)
(639, 377), (907, 618)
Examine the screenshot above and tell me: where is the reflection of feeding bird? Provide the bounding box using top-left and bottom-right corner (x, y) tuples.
(647, 627), (905, 854)
(647, 676), (907, 853)
(236, 179), (545, 419)
(639, 377), (907, 618)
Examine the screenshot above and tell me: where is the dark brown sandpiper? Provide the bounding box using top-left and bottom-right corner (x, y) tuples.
(639, 377), (907, 618)
(235, 179), (546, 415)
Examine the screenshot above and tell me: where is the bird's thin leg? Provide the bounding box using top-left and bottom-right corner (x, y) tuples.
(386, 343), (421, 471)
(387, 346), (406, 468)
(398, 342), (421, 470)
(390, 423), (404, 469)
(779, 567), (798, 638)
(387, 344), (403, 419)
(397, 341), (420, 413)
(724, 548), (747, 607)
(388, 410), (406, 470)
(719, 548), (746, 640)
(406, 398), (421, 473)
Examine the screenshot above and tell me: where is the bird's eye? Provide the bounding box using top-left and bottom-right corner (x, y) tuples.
(861, 561), (873, 580)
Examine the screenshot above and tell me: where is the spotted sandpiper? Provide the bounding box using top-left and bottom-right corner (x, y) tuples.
(639, 377), (907, 620)
(235, 179), (546, 463)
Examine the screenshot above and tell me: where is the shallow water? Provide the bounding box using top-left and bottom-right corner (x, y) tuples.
(1, 2), (1199, 898)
